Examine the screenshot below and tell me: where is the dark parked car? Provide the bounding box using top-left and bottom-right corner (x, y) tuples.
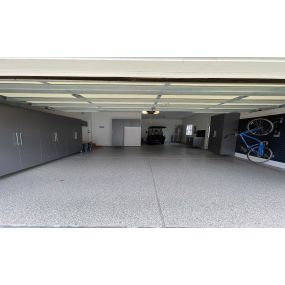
(146, 126), (166, 144)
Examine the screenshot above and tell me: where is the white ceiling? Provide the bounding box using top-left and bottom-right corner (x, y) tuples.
(1, 58), (285, 114)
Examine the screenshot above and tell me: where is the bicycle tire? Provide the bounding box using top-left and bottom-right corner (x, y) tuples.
(247, 118), (274, 136)
(247, 146), (273, 163)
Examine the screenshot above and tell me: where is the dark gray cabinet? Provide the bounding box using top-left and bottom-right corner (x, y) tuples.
(40, 113), (58, 162)
(68, 121), (82, 153)
(112, 120), (125, 146)
(208, 113), (240, 156)
(0, 103), (84, 177)
(18, 109), (43, 169)
(0, 105), (22, 176)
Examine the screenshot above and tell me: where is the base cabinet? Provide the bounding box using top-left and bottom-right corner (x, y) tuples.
(0, 103), (84, 177)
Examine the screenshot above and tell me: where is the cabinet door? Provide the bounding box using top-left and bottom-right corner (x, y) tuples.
(112, 119), (124, 146)
(69, 121), (82, 153)
(0, 104), (22, 176)
(55, 117), (70, 157)
(18, 109), (43, 169)
(39, 113), (57, 162)
(208, 114), (224, 154)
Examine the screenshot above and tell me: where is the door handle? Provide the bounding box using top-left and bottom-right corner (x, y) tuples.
(19, 132), (23, 146)
(15, 132), (19, 146)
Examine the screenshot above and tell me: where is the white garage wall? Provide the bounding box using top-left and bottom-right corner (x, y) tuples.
(91, 112), (142, 146)
(182, 113), (214, 149)
(141, 118), (183, 143)
(240, 106), (285, 119)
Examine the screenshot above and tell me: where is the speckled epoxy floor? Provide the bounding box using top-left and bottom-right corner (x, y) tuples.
(0, 144), (285, 227)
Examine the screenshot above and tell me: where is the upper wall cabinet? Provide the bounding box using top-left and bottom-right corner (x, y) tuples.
(0, 103), (85, 177)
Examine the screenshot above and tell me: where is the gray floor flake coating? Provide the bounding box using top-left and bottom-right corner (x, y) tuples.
(0, 144), (285, 227)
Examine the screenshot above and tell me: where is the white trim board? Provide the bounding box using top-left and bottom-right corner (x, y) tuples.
(235, 152), (285, 170)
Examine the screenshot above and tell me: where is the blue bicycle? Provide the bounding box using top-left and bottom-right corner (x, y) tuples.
(239, 118), (274, 163)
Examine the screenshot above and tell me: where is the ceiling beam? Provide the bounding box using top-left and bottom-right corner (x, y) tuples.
(3, 76), (285, 84)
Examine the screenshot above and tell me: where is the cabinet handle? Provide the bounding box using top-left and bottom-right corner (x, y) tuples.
(16, 132), (19, 146)
(19, 132), (23, 146)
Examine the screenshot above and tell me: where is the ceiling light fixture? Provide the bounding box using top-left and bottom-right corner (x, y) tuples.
(47, 81), (165, 86)
(81, 94), (157, 99)
(0, 93), (74, 98)
(0, 81), (43, 84)
(142, 110), (160, 115)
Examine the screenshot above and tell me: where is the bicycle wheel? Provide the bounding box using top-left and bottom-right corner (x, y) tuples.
(247, 146), (273, 163)
(247, 118), (274, 136)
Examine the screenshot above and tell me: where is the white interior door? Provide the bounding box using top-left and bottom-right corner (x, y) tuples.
(124, 127), (141, 146)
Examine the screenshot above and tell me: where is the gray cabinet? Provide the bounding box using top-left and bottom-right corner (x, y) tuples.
(112, 120), (125, 146)
(55, 117), (70, 158)
(208, 113), (240, 156)
(0, 103), (84, 177)
(68, 120), (82, 154)
(39, 113), (57, 162)
(18, 109), (43, 168)
(0, 105), (22, 176)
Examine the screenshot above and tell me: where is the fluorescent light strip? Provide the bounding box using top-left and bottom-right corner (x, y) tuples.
(158, 102), (219, 105)
(29, 101), (89, 104)
(0, 93), (74, 98)
(170, 83), (285, 87)
(223, 102), (281, 106)
(92, 101), (154, 105)
(209, 107), (254, 110)
(162, 95), (238, 99)
(47, 81), (164, 86)
(158, 107), (204, 110)
(100, 106), (149, 109)
(243, 96), (285, 100)
(0, 81), (43, 84)
(81, 94), (157, 99)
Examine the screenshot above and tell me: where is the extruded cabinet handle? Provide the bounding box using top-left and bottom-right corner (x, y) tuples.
(19, 132), (23, 146)
(15, 132), (19, 146)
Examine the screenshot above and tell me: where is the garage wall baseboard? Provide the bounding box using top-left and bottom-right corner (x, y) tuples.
(234, 152), (285, 170)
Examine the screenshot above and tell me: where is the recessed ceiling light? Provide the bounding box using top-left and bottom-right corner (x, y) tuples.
(162, 95), (238, 99)
(81, 94), (157, 99)
(243, 96), (285, 100)
(0, 93), (74, 98)
(0, 81), (43, 84)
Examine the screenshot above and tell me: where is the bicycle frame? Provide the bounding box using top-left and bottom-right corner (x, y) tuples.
(239, 129), (265, 157)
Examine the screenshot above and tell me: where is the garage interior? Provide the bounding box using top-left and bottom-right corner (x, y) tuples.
(1, 58), (285, 227)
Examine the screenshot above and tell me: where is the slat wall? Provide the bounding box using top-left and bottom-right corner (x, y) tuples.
(235, 113), (285, 163)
